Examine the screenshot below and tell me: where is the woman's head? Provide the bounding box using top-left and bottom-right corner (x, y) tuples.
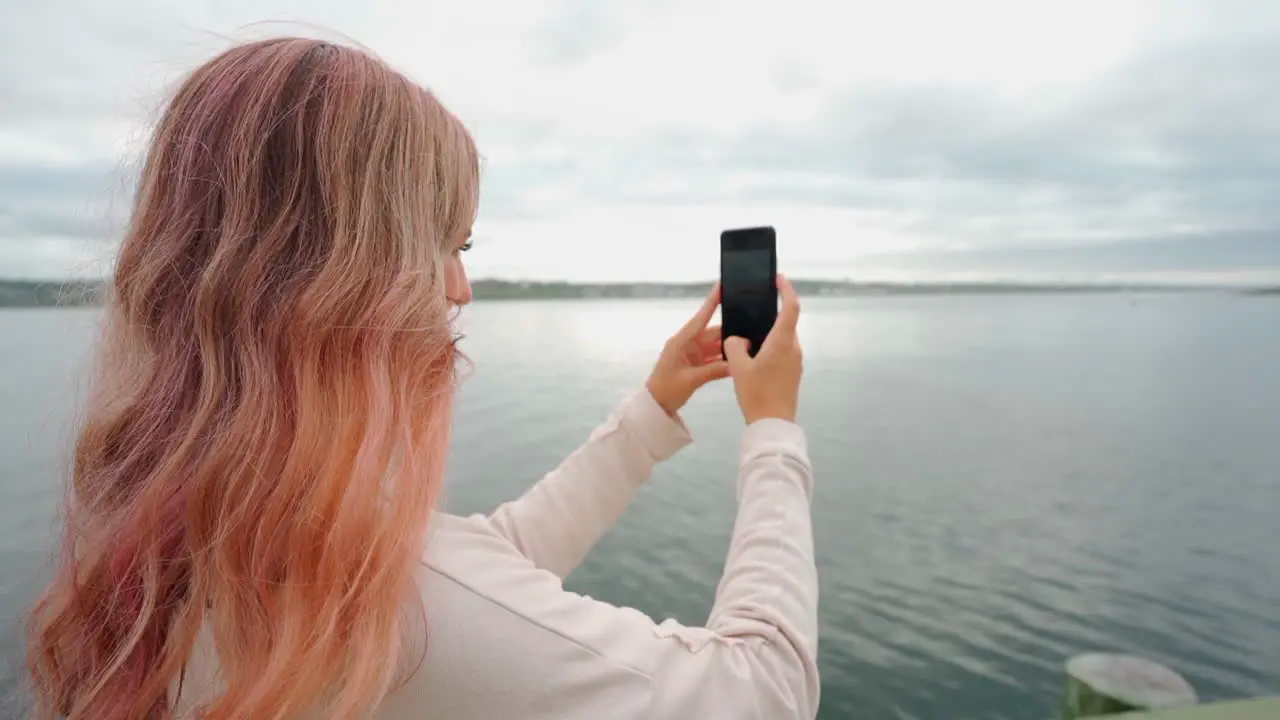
(26, 37), (478, 719)
(125, 36), (478, 317)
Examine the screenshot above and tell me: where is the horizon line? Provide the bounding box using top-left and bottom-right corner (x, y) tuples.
(1, 275), (1276, 289)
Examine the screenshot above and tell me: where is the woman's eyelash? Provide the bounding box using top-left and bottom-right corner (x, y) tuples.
(458, 241), (473, 252)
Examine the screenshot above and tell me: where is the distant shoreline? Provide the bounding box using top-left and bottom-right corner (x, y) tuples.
(1, 277), (1275, 308)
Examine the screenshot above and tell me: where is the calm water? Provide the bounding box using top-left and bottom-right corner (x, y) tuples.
(2, 295), (1279, 718)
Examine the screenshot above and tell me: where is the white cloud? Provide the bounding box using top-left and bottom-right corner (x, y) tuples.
(372, 0), (1154, 134)
(2, 0), (1279, 282)
(472, 201), (919, 282)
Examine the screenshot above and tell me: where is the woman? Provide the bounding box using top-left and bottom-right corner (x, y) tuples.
(26, 37), (817, 719)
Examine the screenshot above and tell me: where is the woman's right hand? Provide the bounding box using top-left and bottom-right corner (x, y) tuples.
(723, 274), (804, 425)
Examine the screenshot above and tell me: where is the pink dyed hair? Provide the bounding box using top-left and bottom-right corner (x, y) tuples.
(25, 36), (478, 719)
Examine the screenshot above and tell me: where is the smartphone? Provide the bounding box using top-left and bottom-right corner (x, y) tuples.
(720, 226), (777, 358)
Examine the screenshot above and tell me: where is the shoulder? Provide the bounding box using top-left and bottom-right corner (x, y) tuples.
(420, 515), (665, 665)
(381, 514), (657, 718)
(416, 513), (660, 670)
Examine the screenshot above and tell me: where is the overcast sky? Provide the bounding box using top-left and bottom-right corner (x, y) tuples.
(2, 0), (1279, 283)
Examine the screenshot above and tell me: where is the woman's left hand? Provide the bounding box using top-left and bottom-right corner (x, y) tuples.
(646, 283), (731, 417)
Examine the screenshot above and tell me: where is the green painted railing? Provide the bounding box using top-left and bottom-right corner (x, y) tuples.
(1117, 697), (1280, 719)
(1060, 653), (1277, 719)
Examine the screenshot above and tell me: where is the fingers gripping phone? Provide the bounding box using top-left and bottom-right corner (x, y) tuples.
(720, 226), (778, 358)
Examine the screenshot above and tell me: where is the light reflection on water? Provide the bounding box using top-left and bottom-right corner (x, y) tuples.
(2, 295), (1279, 719)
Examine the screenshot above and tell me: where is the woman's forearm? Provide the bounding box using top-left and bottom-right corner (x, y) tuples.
(481, 388), (691, 578)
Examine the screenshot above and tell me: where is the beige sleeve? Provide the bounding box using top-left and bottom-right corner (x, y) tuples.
(481, 389), (693, 579)
(646, 419), (820, 718)
(422, 418), (819, 719)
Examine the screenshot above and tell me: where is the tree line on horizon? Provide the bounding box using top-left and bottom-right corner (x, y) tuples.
(0, 277), (1272, 308)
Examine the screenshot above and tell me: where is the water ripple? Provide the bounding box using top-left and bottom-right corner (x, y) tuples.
(4, 298), (1280, 719)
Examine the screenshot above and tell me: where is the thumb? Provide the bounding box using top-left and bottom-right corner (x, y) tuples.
(723, 336), (752, 373)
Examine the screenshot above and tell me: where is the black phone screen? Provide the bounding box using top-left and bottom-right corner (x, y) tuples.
(720, 227), (777, 357)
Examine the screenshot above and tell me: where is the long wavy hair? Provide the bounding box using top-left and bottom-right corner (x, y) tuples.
(25, 37), (479, 719)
